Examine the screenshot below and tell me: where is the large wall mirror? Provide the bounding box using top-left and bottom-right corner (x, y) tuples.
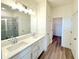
(1, 3), (31, 40)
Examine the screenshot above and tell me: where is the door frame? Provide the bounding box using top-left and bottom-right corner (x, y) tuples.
(52, 17), (63, 45)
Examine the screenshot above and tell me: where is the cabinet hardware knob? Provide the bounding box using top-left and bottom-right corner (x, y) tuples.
(74, 38), (77, 40)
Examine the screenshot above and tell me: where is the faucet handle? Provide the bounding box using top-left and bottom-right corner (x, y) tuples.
(11, 37), (18, 44)
(14, 37), (18, 43)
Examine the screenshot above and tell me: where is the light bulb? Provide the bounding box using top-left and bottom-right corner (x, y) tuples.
(1, 7), (5, 10)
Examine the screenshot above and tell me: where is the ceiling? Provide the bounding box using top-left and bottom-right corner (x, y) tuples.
(2, 0), (74, 8)
(48, 0), (73, 7)
(34, 0), (74, 7)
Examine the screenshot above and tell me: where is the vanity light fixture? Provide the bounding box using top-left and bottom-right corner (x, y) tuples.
(10, 0), (34, 15)
(11, 2), (17, 9)
(1, 18), (7, 20)
(4, 18), (7, 21)
(11, 2), (25, 12)
(1, 7), (5, 10)
(24, 9), (28, 14)
(28, 9), (32, 15)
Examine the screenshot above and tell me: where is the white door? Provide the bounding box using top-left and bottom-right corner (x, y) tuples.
(62, 18), (72, 48)
(71, 12), (78, 59)
(53, 17), (62, 36)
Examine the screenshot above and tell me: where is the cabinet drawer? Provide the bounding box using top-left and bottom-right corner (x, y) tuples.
(32, 41), (40, 51)
(9, 47), (31, 59)
(32, 49), (39, 59)
(20, 52), (31, 59)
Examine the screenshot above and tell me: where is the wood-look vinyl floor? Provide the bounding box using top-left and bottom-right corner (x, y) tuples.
(39, 41), (74, 59)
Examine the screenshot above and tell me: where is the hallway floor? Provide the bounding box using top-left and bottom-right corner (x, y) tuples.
(39, 41), (74, 59)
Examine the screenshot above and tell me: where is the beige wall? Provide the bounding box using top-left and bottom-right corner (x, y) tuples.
(52, 4), (73, 18)
(72, 0), (78, 13)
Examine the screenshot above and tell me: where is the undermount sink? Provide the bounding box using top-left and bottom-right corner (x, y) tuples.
(32, 35), (39, 38)
(7, 42), (28, 51)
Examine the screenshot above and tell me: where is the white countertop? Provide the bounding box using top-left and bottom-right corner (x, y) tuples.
(2, 34), (46, 59)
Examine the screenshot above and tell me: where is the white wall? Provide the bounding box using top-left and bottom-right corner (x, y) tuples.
(72, 0), (78, 14)
(37, 0), (47, 34)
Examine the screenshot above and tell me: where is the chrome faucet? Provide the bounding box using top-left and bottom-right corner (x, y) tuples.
(11, 37), (18, 44)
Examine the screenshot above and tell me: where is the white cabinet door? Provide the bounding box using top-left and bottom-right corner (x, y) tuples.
(10, 55), (21, 59)
(21, 53), (31, 59)
(32, 50), (38, 59)
(38, 38), (44, 56)
(10, 47), (31, 59)
(42, 36), (48, 51)
(11, 53), (31, 59)
(32, 37), (46, 59)
(32, 41), (40, 59)
(62, 18), (72, 48)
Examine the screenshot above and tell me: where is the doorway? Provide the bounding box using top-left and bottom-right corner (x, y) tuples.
(52, 17), (62, 46)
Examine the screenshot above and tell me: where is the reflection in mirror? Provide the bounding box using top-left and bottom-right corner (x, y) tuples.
(1, 3), (31, 40)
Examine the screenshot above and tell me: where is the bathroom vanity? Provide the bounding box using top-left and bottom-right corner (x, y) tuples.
(2, 34), (48, 59)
